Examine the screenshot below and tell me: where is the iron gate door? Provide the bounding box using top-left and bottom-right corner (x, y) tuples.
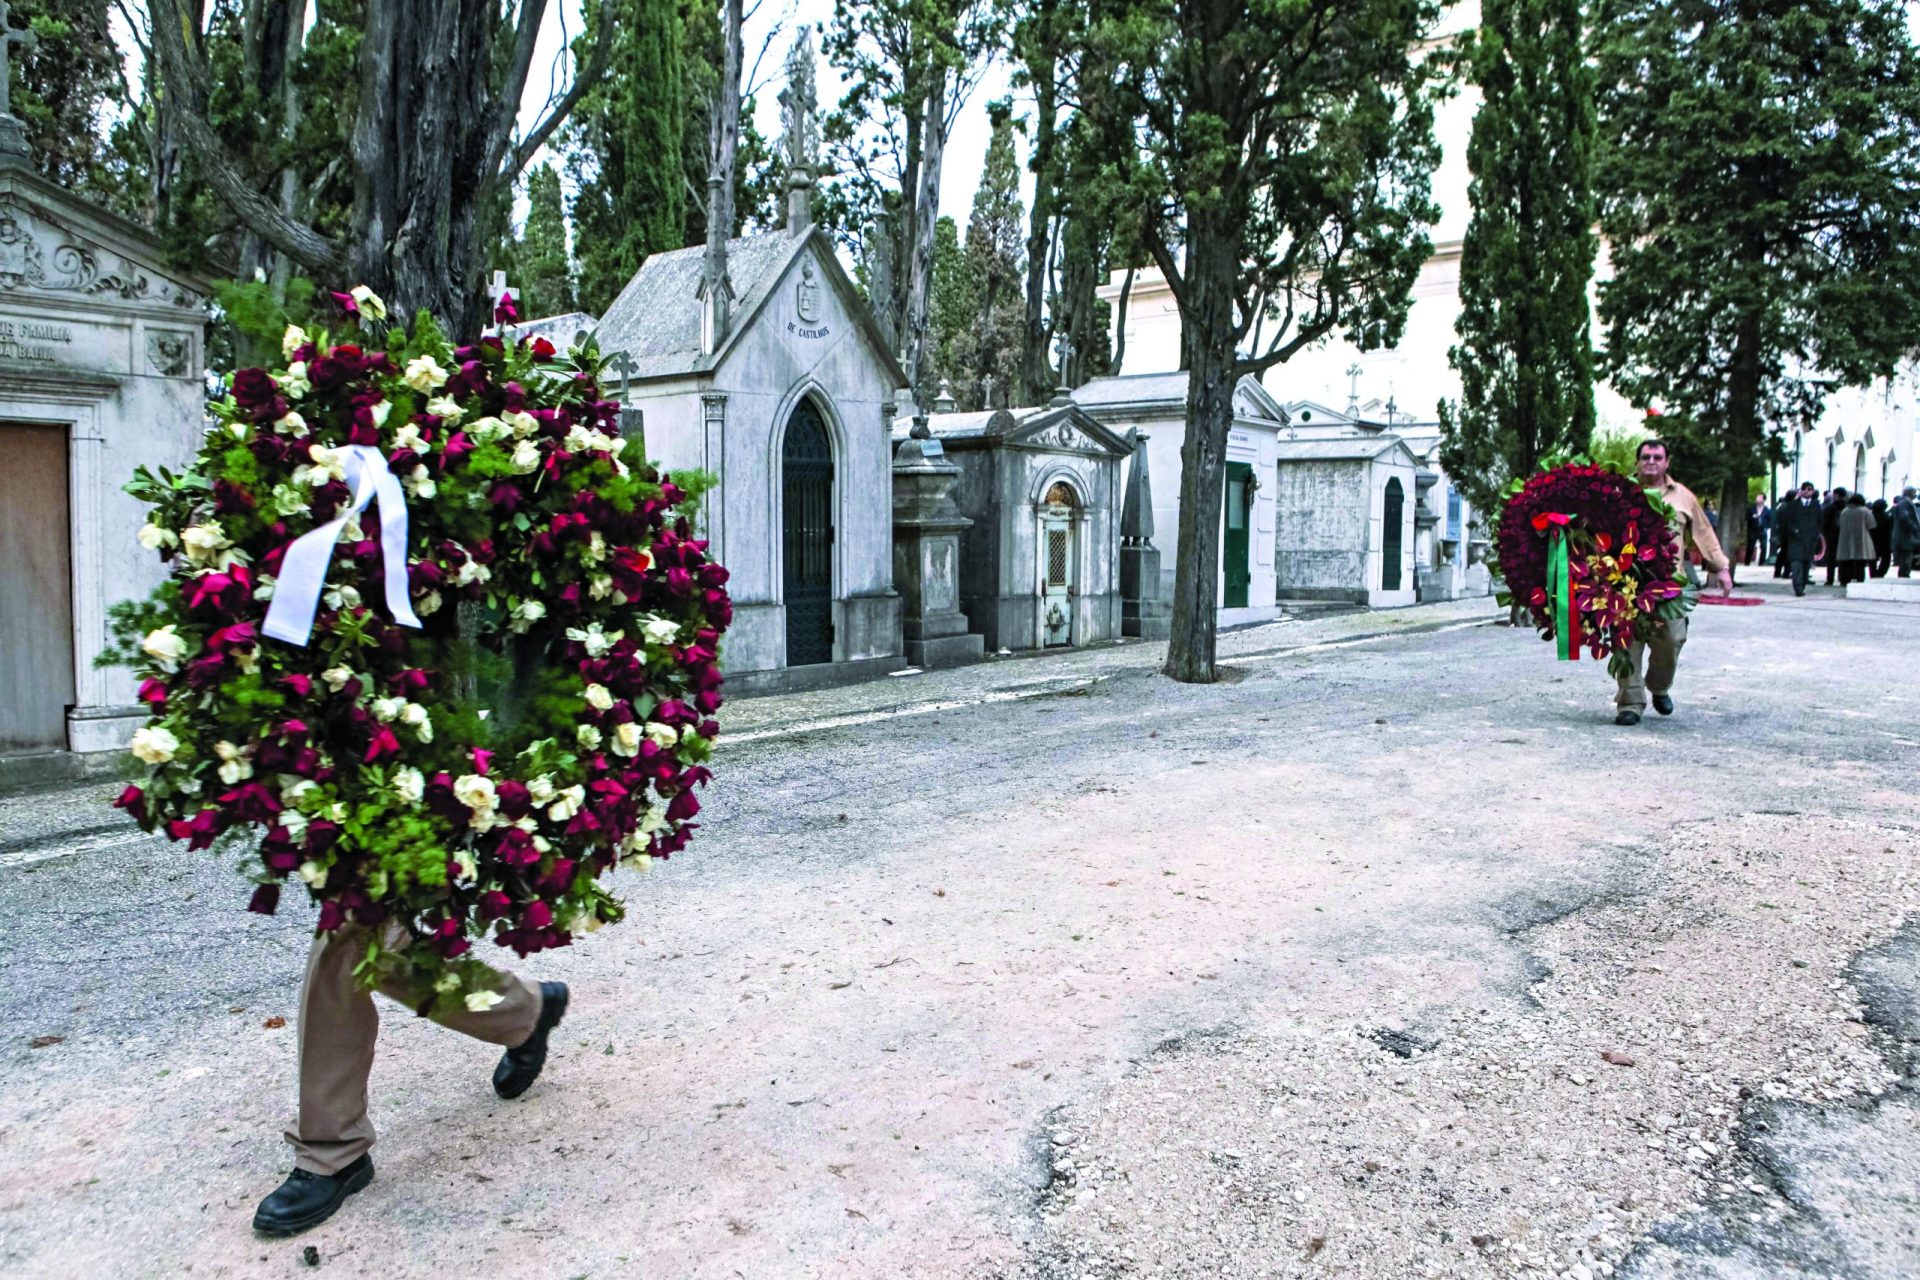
(782, 400), (835, 667)
(1382, 477), (1405, 592)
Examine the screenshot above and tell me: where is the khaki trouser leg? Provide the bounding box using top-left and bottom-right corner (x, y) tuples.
(286, 922), (543, 1175)
(1615, 615), (1688, 711)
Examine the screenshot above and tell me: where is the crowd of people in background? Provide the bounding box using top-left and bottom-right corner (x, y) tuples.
(1741, 485), (1920, 596)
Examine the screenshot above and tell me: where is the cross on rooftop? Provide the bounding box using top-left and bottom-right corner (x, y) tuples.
(0, 0), (38, 123)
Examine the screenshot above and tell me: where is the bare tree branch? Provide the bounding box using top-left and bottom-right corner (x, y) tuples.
(504, 0), (617, 181)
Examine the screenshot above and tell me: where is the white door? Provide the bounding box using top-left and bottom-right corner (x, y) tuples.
(1042, 511), (1074, 647)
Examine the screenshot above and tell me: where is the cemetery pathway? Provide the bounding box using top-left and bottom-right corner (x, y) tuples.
(1, 586), (1917, 1279)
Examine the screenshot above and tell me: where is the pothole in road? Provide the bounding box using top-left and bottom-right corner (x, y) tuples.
(1013, 813), (1920, 1280)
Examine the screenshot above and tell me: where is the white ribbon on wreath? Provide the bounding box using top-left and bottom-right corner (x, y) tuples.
(262, 444), (424, 647)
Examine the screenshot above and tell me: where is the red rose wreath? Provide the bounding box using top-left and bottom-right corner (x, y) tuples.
(105, 290), (731, 1011)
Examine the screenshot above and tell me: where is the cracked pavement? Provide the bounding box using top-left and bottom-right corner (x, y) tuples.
(1, 585), (1916, 1279)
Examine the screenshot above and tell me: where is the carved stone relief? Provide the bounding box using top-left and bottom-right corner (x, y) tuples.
(0, 197), (198, 307)
(146, 330), (193, 378)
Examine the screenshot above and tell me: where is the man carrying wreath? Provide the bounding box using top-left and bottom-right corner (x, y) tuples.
(1614, 438), (1733, 726)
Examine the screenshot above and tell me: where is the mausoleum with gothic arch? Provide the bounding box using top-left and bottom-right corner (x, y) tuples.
(594, 223), (908, 691)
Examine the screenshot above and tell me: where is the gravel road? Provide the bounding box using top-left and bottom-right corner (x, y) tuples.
(0, 585), (1915, 1280)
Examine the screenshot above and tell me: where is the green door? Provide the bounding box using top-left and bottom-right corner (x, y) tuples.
(1223, 462), (1252, 609)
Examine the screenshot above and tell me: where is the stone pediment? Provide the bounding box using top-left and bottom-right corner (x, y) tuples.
(1009, 408), (1132, 458)
(0, 163), (207, 314)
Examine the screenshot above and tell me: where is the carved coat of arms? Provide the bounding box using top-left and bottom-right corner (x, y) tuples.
(795, 261), (821, 324)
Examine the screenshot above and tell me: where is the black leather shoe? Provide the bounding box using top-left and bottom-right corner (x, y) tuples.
(253, 1155), (373, 1236)
(493, 981), (569, 1099)
(1615, 709), (1641, 726)
(1652, 693), (1674, 716)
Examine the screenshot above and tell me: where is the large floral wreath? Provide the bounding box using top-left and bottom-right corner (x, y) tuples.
(106, 289), (731, 1010)
(1494, 460), (1692, 677)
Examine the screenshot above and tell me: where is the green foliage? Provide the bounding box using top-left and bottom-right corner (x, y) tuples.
(932, 108), (1026, 408)
(11, 0), (143, 219)
(1593, 0), (1920, 557)
(927, 216), (971, 395)
(567, 0), (690, 313)
(210, 276), (322, 370)
(1439, 0), (1598, 516)
(513, 163), (575, 318)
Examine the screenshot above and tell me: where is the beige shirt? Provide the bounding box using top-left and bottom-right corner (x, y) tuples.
(1650, 478), (1729, 573)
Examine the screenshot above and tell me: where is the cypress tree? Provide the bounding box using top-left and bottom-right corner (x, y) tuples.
(926, 216), (974, 399)
(567, 0), (689, 314)
(1439, 0), (1598, 516)
(952, 108), (1026, 410)
(515, 163), (575, 319)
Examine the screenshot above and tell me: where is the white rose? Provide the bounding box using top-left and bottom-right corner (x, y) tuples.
(642, 616), (680, 645)
(129, 724), (179, 764)
(349, 284), (387, 319)
(467, 415), (507, 442)
(282, 324), (308, 358)
(401, 702), (428, 726)
(546, 785), (586, 823)
(392, 766), (425, 805)
(280, 363), (311, 398)
(137, 522), (178, 551)
(372, 696), (404, 722)
(368, 401), (392, 429)
(526, 776), (556, 804)
(509, 600), (546, 633)
(279, 779), (318, 807)
(588, 575), (613, 600)
(585, 531), (607, 562)
(275, 410), (307, 435)
(452, 773), (496, 813)
(453, 559), (492, 587)
(278, 807), (310, 839)
(180, 522), (229, 562)
(407, 465), (436, 500)
(298, 860), (329, 889)
(510, 439), (542, 474)
(218, 758), (253, 785)
(320, 666), (354, 691)
(645, 723), (680, 751)
(391, 423), (425, 453)
(414, 717), (435, 744)
(503, 410), (539, 438)
(426, 396), (464, 422)
(416, 589), (443, 617)
(141, 625), (188, 667)
(583, 683), (613, 712)
(612, 721), (643, 757)
(465, 989), (504, 1013)
(404, 355), (449, 392)
(577, 724), (603, 749)
(452, 849), (478, 882)
(637, 803), (668, 836)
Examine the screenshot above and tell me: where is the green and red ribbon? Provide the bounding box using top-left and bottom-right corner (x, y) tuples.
(1534, 511), (1582, 662)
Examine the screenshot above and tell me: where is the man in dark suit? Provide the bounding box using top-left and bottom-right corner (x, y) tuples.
(1775, 481), (1825, 596)
(1821, 487), (1849, 585)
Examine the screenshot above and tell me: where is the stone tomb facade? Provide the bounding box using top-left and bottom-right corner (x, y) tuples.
(904, 401), (1129, 651)
(1267, 419), (1420, 608)
(596, 228), (906, 691)
(0, 154), (207, 765)
(1072, 372), (1290, 627)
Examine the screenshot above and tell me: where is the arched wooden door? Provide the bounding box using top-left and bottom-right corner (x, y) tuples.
(1382, 477), (1405, 592)
(1041, 481), (1077, 647)
(782, 399), (835, 666)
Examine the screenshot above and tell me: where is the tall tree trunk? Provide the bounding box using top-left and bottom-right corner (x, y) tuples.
(350, 0), (504, 331)
(1718, 308), (1765, 573)
(1022, 54), (1058, 405)
(903, 66), (949, 395)
(1108, 265), (1135, 375)
(708, 0), (743, 239)
(1164, 233), (1239, 684)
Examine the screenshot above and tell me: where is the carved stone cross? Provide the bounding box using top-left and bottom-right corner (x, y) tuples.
(606, 350), (637, 401)
(0, 0), (38, 122)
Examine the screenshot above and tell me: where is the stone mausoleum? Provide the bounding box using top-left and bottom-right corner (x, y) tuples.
(591, 36), (906, 692)
(906, 394), (1130, 651)
(1072, 372), (1290, 627)
(0, 140), (208, 778)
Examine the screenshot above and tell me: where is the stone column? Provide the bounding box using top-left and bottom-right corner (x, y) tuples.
(892, 421), (984, 669)
(1120, 430), (1170, 639)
